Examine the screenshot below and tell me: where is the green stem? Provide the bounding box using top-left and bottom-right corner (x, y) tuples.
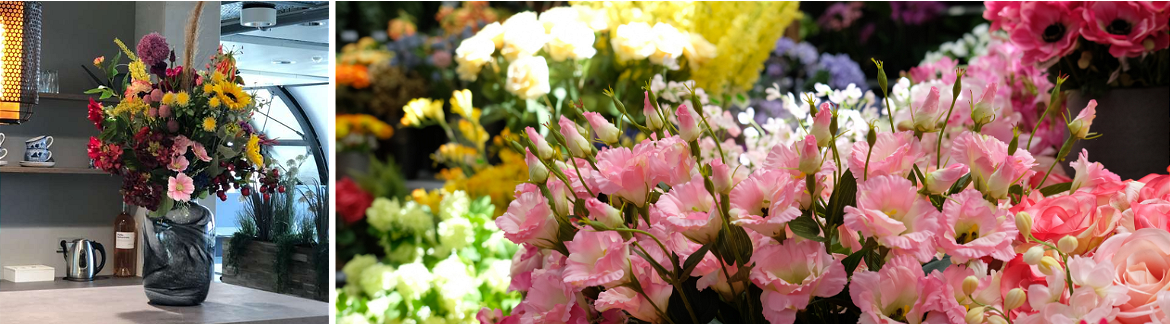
(935, 95), (959, 169)
(883, 93), (894, 131)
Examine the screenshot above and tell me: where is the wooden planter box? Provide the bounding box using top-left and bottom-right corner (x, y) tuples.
(222, 241), (324, 301)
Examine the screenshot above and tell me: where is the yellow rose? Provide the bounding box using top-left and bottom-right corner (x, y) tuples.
(504, 56), (551, 100)
(477, 22), (505, 50)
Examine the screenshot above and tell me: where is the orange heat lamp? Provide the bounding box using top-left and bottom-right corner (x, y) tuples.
(0, 1), (41, 125)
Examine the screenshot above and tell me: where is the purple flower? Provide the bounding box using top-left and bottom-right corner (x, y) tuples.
(136, 32), (170, 66)
(818, 2), (865, 31)
(791, 42), (820, 66)
(890, 1), (945, 26)
(774, 37), (796, 56)
(817, 53), (867, 91)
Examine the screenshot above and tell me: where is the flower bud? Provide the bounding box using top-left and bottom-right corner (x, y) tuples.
(1078, 50), (1093, 69)
(811, 103), (833, 147)
(582, 111), (619, 144)
(525, 149), (548, 183)
(1067, 100), (1096, 140)
(952, 69), (965, 100)
(987, 315), (1007, 324)
(558, 116), (592, 158)
(866, 123), (877, 146)
(913, 86), (942, 133)
(525, 127), (555, 160)
(643, 91), (664, 131)
(1004, 288), (1026, 311)
(676, 104), (701, 142)
(797, 135), (821, 176)
(924, 164), (969, 194)
(962, 276), (979, 296)
(1023, 246), (1045, 265)
(1015, 212), (1033, 237)
(585, 198), (624, 229)
(711, 159), (732, 194)
(872, 58), (888, 94)
(966, 307), (985, 324)
(1058, 235), (1079, 254)
(1038, 256), (1062, 276)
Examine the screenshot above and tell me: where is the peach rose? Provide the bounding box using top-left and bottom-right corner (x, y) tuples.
(1093, 228), (1170, 323)
(1023, 191), (1120, 254)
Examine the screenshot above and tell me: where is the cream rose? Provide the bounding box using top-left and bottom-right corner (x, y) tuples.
(545, 21), (597, 62)
(478, 22), (505, 49)
(1093, 228), (1170, 323)
(649, 23), (686, 69)
(501, 12), (547, 62)
(611, 22), (656, 62)
(455, 36), (496, 82)
(505, 56), (551, 100)
(538, 7), (579, 33)
(684, 32), (717, 68)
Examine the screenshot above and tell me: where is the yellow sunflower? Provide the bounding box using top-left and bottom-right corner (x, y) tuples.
(215, 82), (252, 110)
(245, 134), (264, 167)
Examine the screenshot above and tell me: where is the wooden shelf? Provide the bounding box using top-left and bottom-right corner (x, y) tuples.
(0, 166), (110, 175)
(37, 93), (118, 104)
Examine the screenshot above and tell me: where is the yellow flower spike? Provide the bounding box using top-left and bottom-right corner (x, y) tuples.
(113, 38), (138, 61)
(401, 98), (445, 127)
(202, 117), (217, 132)
(128, 60), (149, 82)
(450, 89), (476, 122)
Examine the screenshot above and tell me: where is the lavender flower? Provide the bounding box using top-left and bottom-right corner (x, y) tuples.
(890, 1), (945, 26)
(791, 42), (819, 66)
(818, 53), (867, 91)
(136, 32), (170, 66)
(774, 37), (796, 56)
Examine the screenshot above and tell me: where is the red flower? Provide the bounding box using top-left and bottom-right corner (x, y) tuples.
(87, 136), (123, 173)
(337, 178), (373, 225)
(87, 98), (104, 130)
(999, 254), (1046, 320)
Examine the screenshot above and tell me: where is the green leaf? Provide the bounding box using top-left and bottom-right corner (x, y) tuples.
(1039, 182), (1073, 197)
(842, 238), (877, 276)
(84, 88), (104, 94)
(1009, 184), (1024, 205)
(789, 213), (825, 242)
(922, 255), (952, 274)
(907, 169), (918, 187)
(824, 170), (858, 227)
(948, 173), (972, 195)
(679, 243), (711, 280)
(632, 247), (674, 280)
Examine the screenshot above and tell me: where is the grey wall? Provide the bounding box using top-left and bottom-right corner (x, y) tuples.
(0, 1), (137, 277)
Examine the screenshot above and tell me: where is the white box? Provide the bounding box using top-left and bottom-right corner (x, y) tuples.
(3, 265), (55, 282)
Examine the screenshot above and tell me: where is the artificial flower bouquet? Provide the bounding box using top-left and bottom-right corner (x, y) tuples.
(335, 190), (522, 324)
(86, 33), (277, 215)
(985, 1), (1170, 94)
(474, 55), (1170, 323)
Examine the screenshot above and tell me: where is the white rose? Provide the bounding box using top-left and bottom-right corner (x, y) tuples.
(505, 56), (551, 100)
(649, 23), (686, 69)
(538, 7), (580, 33)
(501, 12), (547, 62)
(478, 22), (505, 49)
(545, 21), (597, 62)
(574, 6), (609, 32)
(611, 22), (656, 62)
(455, 36), (495, 82)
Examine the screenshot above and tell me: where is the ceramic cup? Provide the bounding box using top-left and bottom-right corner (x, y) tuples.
(0, 147), (7, 160)
(0, 133), (6, 146)
(26, 135), (53, 150)
(25, 148), (51, 162)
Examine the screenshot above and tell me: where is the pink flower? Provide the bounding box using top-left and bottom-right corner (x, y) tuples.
(985, 1), (1023, 32)
(810, 104), (833, 147)
(167, 155), (190, 172)
(923, 163), (970, 195)
(1137, 173), (1170, 203)
(1000, 254), (1046, 318)
(643, 91), (664, 130)
(517, 269), (590, 324)
(937, 189), (1019, 263)
(729, 170), (803, 237)
(843, 175), (941, 262)
(1081, 1), (1163, 58)
(1122, 200), (1170, 232)
(495, 190), (559, 249)
(526, 126), (556, 160)
(167, 173), (195, 202)
(653, 175), (721, 244)
(595, 259), (672, 323)
(1008, 1), (1084, 65)
(710, 158), (740, 194)
(940, 261), (1002, 320)
(696, 261), (746, 302)
(509, 244), (544, 292)
(850, 255), (935, 323)
(558, 116), (592, 158)
(912, 86), (943, 132)
(591, 145), (653, 206)
(750, 239), (847, 323)
(950, 131), (1036, 199)
(1067, 100), (1097, 140)
(849, 130), (923, 179)
(1024, 191), (1121, 253)
(564, 229), (631, 288)
(1068, 149), (1123, 196)
(645, 136), (695, 188)
(1092, 228), (1170, 323)
(526, 148), (549, 183)
(582, 111), (619, 144)
(584, 198), (623, 229)
(676, 104), (700, 142)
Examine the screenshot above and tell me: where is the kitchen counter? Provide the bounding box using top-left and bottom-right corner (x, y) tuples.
(0, 276), (143, 292)
(0, 282), (328, 324)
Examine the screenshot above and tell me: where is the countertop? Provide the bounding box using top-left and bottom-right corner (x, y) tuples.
(0, 281), (328, 324)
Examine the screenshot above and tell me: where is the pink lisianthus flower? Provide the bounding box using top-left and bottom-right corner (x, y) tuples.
(516, 269), (590, 324)
(696, 260), (746, 302)
(810, 104), (833, 147)
(563, 228), (631, 288)
(1024, 191), (1121, 253)
(950, 131), (1037, 200)
(553, 158), (598, 199)
(167, 155), (190, 172)
(591, 145), (653, 207)
(584, 198), (624, 229)
(167, 173), (195, 202)
(763, 134), (836, 207)
(1092, 228), (1170, 323)
(582, 111), (620, 144)
(653, 175), (721, 244)
(937, 189), (1019, 264)
(749, 239), (847, 323)
(558, 116), (593, 158)
(645, 136), (696, 188)
(729, 169), (803, 237)
(923, 163), (969, 195)
(1081, 1), (1164, 58)
(1069, 149), (1124, 196)
(495, 190), (559, 249)
(911, 86), (944, 132)
(1008, 1), (1084, 65)
(595, 258), (672, 323)
(848, 130), (923, 179)
(1020, 256), (1130, 324)
(843, 175), (941, 262)
(850, 255), (939, 323)
(509, 244), (544, 292)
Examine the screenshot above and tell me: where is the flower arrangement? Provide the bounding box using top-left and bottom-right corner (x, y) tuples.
(472, 53), (1170, 323)
(337, 114), (395, 152)
(335, 190), (521, 324)
(985, 1), (1170, 94)
(86, 33), (277, 214)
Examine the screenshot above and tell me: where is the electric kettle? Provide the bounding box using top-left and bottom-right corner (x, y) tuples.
(59, 239), (106, 281)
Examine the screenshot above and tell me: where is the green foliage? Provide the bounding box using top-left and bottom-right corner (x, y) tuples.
(353, 155), (409, 200)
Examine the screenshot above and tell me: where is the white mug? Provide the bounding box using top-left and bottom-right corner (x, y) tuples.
(0, 133), (6, 146)
(0, 147), (7, 160)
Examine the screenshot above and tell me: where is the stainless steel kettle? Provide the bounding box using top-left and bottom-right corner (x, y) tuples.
(59, 239), (106, 281)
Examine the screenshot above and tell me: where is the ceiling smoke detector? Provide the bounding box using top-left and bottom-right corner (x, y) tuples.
(240, 2), (277, 28)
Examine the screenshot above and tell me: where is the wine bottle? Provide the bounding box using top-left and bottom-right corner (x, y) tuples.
(113, 204), (137, 277)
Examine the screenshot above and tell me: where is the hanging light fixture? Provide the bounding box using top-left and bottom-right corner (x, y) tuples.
(0, 1), (41, 125)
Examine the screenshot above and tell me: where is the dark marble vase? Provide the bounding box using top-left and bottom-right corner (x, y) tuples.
(142, 202), (215, 306)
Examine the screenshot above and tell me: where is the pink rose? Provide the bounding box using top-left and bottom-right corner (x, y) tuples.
(1093, 229), (1170, 323)
(495, 190), (559, 249)
(1122, 200), (1170, 232)
(750, 239), (847, 323)
(1023, 191), (1120, 253)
